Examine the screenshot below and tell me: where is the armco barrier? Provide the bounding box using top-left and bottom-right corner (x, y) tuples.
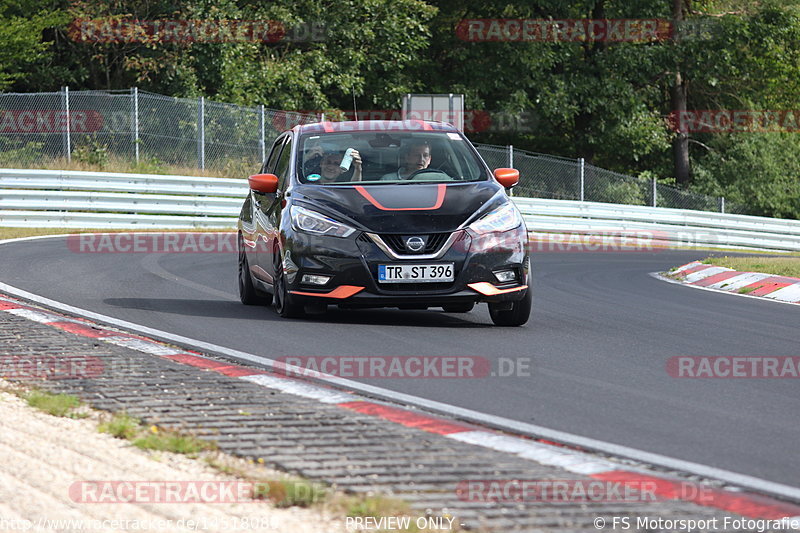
(515, 197), (800, 252)
(1, 169), (798, 251)
(0, 169), (247, 228)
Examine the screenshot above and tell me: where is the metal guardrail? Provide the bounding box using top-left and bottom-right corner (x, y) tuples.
(1, 169), (798, 251)
(515, 198), (800, 252)
(0, 169), (247, 228)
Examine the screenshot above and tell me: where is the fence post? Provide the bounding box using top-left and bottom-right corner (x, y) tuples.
(505, 145), (515, 196)
(132, 87), (140, 163)
(652, 177), (658, 207)
(62, 86), (71, 162)
(579, 157), (585, 202)
(259, 104), (265, 163)
(720, 196), (725, 214)
(198, 96), (205, 170)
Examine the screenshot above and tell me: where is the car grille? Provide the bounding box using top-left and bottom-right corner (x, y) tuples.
(381, 233), (451, 255)
(378, 282), (455, 293)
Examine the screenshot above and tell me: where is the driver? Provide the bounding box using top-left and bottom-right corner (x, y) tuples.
(380, 141), (431, 180)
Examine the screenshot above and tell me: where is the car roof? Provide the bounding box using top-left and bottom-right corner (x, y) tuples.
(292, 120), (460, 135)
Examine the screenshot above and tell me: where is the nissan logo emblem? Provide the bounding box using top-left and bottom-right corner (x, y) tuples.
(405, 236), (425, 252)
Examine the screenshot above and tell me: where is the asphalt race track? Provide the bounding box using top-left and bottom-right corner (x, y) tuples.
(1, 236), (798, 489)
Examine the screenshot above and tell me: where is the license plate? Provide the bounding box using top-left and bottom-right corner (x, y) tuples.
(378, 263), (454, 283)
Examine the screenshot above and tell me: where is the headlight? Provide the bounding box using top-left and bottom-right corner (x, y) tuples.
(291, 205), (355, 238)
(469, 203), (522, 234)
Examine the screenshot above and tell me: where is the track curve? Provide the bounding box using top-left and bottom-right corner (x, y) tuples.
(1, 236), (798, 488)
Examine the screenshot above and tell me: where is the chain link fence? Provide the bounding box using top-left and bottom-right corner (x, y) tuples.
(0, 88), (744, 214)
(473, 143), (746, 214)
(0, 88), (318, 175)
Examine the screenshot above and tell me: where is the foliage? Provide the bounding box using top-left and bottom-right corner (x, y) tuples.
(692, 132), (800, 218)
(0, 1), (67, 90)
(0, 140), (44, 166)
(133, 427), (217, 456)
(594, 178), (647, 205)
(72, 134), (109, 167)
(2, 0), (800, 217)
(98, 411), (140, 439)
(25, 390), (84, 417)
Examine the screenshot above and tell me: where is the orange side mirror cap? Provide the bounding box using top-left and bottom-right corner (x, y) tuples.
(493, 168), (519, 188)
(248, 173), (279, 194)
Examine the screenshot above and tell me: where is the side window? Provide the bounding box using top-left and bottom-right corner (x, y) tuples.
(274, 138), (293, 189)
(262, 135), (286, 174)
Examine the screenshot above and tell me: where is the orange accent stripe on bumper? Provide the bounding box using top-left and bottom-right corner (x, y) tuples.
(290, 285), (365, 299)
(468, 282), (528, 296)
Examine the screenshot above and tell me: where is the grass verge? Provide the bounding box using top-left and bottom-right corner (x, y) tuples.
(3, 157), (246, 179)
(24, 389), (86, 418)
(701, 256), (800, 278)
(99, 412), (216, 457)
(0, 386), (88, 419)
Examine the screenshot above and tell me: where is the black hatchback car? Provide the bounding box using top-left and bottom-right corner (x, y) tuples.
(237, 120), (530, 326)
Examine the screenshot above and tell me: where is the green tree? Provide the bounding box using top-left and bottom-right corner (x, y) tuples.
(206, 0), (437, 110)
(420, 0), (673, 173)
(692, 132), (800, 218)
(0, 0), (66, 90)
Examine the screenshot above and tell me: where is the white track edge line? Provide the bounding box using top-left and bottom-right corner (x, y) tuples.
(1, 279), (799, 503)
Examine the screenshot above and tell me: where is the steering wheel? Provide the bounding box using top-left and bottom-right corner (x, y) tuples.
(407, 168), (451, 180)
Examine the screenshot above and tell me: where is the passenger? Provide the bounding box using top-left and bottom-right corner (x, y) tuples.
(305, 146), (362, 183)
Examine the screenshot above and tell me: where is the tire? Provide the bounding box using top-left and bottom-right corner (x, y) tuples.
(442, 302), (475, 313)
(488, 275), (531, 327)
(238, 235), (271, 306)
(273, 248), (305, 318)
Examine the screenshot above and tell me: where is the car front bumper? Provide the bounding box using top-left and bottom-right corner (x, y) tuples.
(282, 226), (530, 308)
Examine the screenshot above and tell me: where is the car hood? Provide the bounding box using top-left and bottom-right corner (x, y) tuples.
(291, 181), (505, 233)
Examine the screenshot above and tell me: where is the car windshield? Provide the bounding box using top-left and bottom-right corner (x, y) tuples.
(297, 131), (489, 185)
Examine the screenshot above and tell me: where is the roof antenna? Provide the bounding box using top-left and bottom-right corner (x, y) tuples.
(352, 89), (358, 121)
